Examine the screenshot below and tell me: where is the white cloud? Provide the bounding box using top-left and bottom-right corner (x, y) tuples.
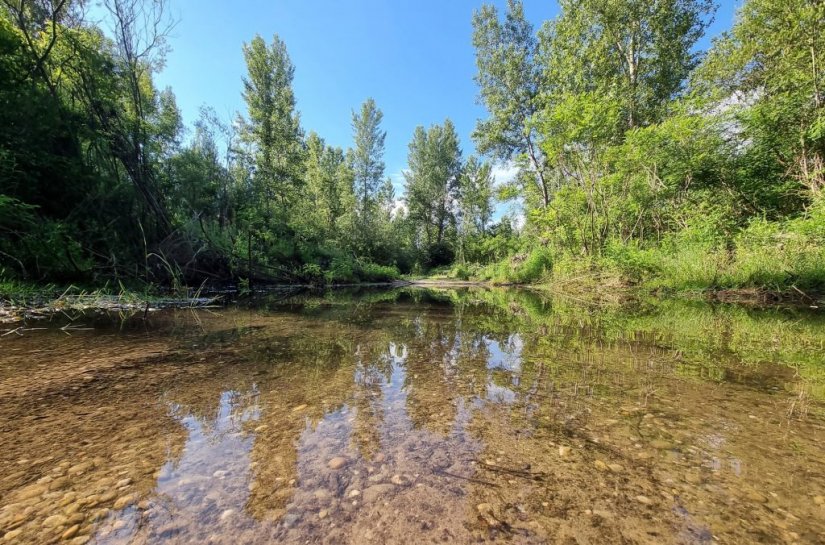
(391, 199), (407, 218)
(490, 161), (520, 188)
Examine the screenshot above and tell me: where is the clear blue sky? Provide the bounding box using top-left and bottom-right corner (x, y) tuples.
(154, 0), (740, 194)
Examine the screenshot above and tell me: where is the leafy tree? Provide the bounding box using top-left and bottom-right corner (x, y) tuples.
(238, 33), (305, 267)
(543, 0), (715, 131)
(350, 97), (386, 254)
(404, 119), (462, 266)
(472, 0), (550, 207)
(700, 0), (825, 201)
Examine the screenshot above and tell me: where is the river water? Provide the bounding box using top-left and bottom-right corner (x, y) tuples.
(1, 287), (824, 544)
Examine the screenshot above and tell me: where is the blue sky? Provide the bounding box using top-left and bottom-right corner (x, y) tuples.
(153, 0), (740, 196)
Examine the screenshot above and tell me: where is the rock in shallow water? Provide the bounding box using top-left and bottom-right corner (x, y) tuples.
(328, 457), (348, 470)
(61, 524), (80, 540)
(362, 484), (394, 503)
(43, 514), (67, 528)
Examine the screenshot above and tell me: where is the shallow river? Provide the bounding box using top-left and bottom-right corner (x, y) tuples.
(1, 287), (824, 545)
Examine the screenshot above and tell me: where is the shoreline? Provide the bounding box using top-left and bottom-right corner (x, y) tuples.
(1, 280), (821, 326)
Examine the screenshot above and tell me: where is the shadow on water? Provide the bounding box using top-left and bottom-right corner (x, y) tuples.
(0, 287), (823, 544)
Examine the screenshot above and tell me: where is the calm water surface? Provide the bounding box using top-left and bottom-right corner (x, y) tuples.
(1, 288), (824, 544)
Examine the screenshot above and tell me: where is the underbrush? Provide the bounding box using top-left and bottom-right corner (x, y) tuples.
(442, 202), (825, 296)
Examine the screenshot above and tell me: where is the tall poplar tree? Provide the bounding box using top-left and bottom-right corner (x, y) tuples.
(240, 33), (304, 262)
(350, 98), (386, 254)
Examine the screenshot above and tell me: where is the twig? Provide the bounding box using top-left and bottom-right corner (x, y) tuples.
(432, 468), (500, 488)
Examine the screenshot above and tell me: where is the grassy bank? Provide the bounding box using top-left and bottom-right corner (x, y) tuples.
(431, 204), (825, 304)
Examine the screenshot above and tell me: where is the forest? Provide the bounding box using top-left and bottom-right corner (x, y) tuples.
(1, 0), (823, 295)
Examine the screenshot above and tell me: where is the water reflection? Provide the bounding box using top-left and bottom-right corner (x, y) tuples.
(0, 288), (823, 544)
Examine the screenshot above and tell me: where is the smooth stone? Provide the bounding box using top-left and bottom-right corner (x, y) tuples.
(558, 446), (571, 457)
(607, 463), (624, 473)
(43, 514), (68, 528)
(61, 525), (80, 540)
(59, 493), (78, 507)
(3, 529), (23, 542)
(635, 495), (653, 506)
(220, 509), (235, 521)
(112, 495), (135, 510)
(318, 509), (329, 519)
(348, 489), (361, 498)
(362, 484), (394, 503)
(814, 495), (824, 505)
(649, 439), (673, 450)
(98, 491), (117, 503)
(16, 483), (48, 500)
(745, 491), (768, 503)
(64, 502), (82, 515)
(254, 425), (268, 433)
(328, 457), (348, 470)
(292, 404), (308, 412)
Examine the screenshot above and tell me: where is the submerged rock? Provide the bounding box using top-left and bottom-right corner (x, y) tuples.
(328, 457), (348, 470)
(362, 484), (394, 503)
(476, 503), (501, 528)
(61, 525), (80, 540)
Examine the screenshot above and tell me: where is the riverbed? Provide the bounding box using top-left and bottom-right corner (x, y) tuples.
(1, 287), (823, 544)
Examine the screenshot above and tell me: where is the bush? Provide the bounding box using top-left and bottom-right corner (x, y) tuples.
(356, 261), (400, 282)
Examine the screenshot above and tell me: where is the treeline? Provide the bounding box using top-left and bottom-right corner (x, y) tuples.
(2, 0), (824, 293)
(0, 0), (504, 286)
(462, 0), (825, 292)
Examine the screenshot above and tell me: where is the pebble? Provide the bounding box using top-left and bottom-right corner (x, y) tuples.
(328, 457), (348, 470)
(16, 483), (48, 500)
(390, 474), (410, 487)
(112, 495), (135, 510)
(814, 495), (824, 506)
(292, 404), (308, 412)
(3, 529), (23, 542)
(476, 503), (500, 528)
(594, 460), (609, 472)
(607, 463), (624, 473)
(649, 439), (673, 450)
(318, 509), (329, 520)
(61, 525), (80, 540)
(745, 491), (768, 503)
(220, 509), (235, 521)
(362, 484), (394, 503)
(635, 495), (653, 506)
(558, 446), (571, 457)
(348, 489), (361, 498)
(43, 514), (68, 528)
